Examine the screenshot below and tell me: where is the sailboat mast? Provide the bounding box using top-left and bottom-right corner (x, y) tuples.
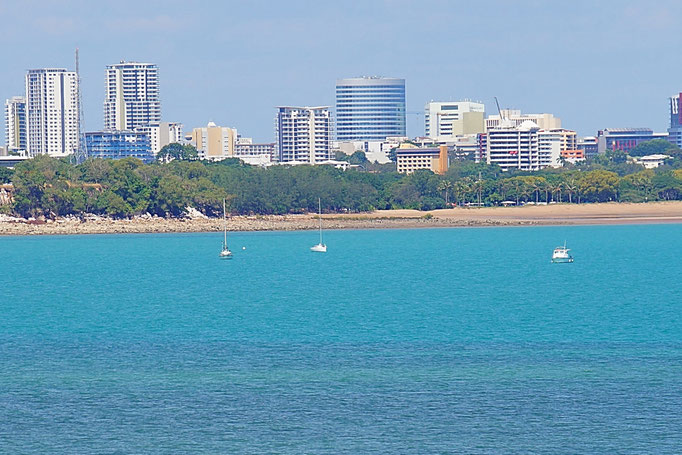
(223, 199), (227, 247)
(318, 198), (323, 244)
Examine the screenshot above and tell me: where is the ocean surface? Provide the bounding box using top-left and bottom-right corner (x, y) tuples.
(1, 224), (681, 454)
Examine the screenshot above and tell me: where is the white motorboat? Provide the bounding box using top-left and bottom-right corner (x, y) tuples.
(310, 198), (327, 253)
(551, 242), (573, 263)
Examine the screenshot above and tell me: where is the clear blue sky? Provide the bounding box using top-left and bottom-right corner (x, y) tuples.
(2, 0), (681, 142)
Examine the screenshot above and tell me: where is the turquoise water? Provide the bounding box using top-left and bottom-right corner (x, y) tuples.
(1, 225), (681, 453)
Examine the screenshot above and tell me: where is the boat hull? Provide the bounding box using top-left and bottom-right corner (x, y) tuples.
(310, 244), (327, 253)
(551, 257), (573, 263)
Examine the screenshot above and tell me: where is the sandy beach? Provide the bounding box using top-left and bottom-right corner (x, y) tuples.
(1, 201), (682, 236)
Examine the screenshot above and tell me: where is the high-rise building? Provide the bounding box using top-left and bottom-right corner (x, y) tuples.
(5, 96), (27, 154)
(103, 61), (161, 131)
(424, 101), (485, 140)
(25, 69), (79, 157)
(275, 106), (332, 163)
(335, 77), (406, 141)
(189, 122), (237, 161)
(486, 109), (561, 131)
(668, 93), (682, 148)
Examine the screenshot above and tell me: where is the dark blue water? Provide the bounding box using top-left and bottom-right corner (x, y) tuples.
(1, 225), (681, 453)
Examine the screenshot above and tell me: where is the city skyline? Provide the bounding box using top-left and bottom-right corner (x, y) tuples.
(1, 0), (681, 142)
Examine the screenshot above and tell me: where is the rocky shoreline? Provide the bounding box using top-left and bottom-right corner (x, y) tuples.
(3, 202), (682, 236)
(0, 213), (541, 236)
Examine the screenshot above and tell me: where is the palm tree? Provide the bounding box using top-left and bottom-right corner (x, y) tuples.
(437, 180), (453, 206)
(542, 180), (552, 203)
(553, 182), (563, 203)
(530, 180), (539, 204)
(564, 178), (577, 204)
(458, 177), (474, 205)
(509, 177), (527, 205)
(499, 180), (511, 202)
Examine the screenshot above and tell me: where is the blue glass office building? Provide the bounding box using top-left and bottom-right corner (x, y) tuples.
(84, 131), (153, 163)
(335, 77), (406, 141)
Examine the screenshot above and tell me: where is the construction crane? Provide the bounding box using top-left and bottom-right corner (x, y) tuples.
(494, 96), (504, 121)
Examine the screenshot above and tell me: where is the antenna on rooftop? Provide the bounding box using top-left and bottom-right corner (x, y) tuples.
(74, 48), (87, 164)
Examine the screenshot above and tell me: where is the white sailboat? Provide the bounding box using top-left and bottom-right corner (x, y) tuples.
(310, 198), (327, 253)
(219, 199), (232, 259)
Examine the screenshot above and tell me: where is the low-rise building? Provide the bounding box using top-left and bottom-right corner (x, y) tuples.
(84, 130), (153, 162)
(235, 137), (275, 160)
(396, 145), (448, 174)
(634, 154), (671, 169)
(486, 109), (561, 131)
(597, 128), (668, 154)
(560, 149), (585, 164)
(578, 136), (598, 159)
(143, 122), (183, 155)
(333, 137), (402, 164)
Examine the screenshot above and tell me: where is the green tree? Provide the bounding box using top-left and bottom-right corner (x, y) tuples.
(157, 143), (200, 162)
(579, 170), (619, 202)
(0, 167), (14, 184)
(629, 139), (678, 157)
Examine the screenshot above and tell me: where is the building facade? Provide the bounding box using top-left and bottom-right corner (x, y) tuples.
(335, 77), (406, 141)
(596, 128), (667, 154)
(486, 121), (563, 171)
(275, 106), (332, 163)
(84, 130), (153, 162)
(396, 145), (448, 174)
(486, 109), (561, 131)
(144, 122), (183, 155)
(424, 101), (485, 140)
(25, 69), (79, 157)
(103, 62), (161, 131)
(577, 136), (598, 159)
(668, 93), (682, 148)
(560, 149), (585, 160)
(5, 96), (27, 154)
(189, 122), (237, 161)
(235, 137), (275, 158)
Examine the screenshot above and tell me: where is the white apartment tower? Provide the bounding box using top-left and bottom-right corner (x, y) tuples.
(275, 106), (332, 163)
(104, 61), (161, 131)
(5, 96), (27, 154)
(25, 69), (79, 157)
(486, 120), (564, 171)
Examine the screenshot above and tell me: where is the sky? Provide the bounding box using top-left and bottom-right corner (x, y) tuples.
(1, 0), (681, 142)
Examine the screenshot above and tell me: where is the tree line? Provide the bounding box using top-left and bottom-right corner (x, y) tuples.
(1, 139), (682, 219)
